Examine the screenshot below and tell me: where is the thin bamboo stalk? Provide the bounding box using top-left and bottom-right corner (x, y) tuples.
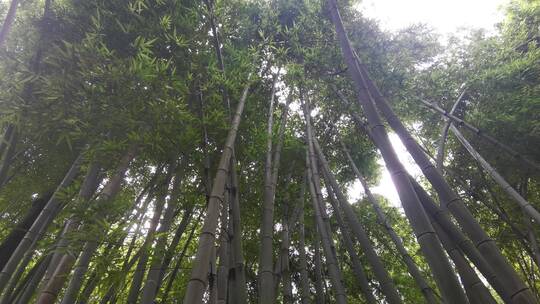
(216, 184), (230, 304)
(430, 218), (497, 304)
(435, 87), (467, 171)
(280, 202), (293, 304)
(450, 124), (540, 223)
(419, 99), (540, 172)
(313, 137), (401, 303)
(313, 225), (325, 304)
(139, 168), (184, 304)
(15, 255), (51, 304)
(0, 0), (19, 47)
(339, 139), (439, 304)
(323, 178), (378, 304)
(304, 96), (347, 303)
(127, 167), (173, 304)
(59, 148), (137, 304)
(161, 212), (201, 303)
(0, 153), (83, 293)
(306, 153), (347, 304)
(37, 162), (101, 301)
(228, 158), (248, 304)
(297, 173), (311, 304)
(7, 256), (45, 303)
(410, 178), (509, 301)
(259, 73), (280, 304)
(354, 43), (533, 302)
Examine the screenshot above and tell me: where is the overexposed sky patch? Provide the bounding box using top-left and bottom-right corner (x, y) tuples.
(357, 0), (508, 35)
(347, 1), (510, 207)
(348, 132), (423, 207)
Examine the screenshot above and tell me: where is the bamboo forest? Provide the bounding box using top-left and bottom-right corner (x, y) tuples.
(0, 0), (539, 303)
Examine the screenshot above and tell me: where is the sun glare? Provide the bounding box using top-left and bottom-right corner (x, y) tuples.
(347, 0), (510, 207)
(357, 0), (507, 35)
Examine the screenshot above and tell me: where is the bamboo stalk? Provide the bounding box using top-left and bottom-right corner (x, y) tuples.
(338, 139), (439, 304)
(419, 99), (540, 172)
(304, 98), (348, 303)
(0, 153), (83, 293)
(0, 0), (19, 47)
(450, 124), (540, 224)
(435, 87), (467, 171)
(313, 137), (401, 303)
(259, 73), (280, 304)
(183, 78), (252, 303)
(323, 174), (378, 304)
(354, 42), (534, 302)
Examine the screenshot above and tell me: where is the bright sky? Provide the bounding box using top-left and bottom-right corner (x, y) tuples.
(357, 0), (508, 35)
(347, 0), (509, 207)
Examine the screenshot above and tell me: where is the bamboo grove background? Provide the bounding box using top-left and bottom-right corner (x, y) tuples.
(0, 0), (539, 303)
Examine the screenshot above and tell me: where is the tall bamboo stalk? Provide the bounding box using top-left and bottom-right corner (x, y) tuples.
(313, 137), (401, 303)
(259, 74), (280, 304)
(202, 3), (252, 301)
(0, 153), (83, 293)
(228, 158), (248, 304)
(0, 192), (50, 270)
(60, 228), (121, 304)
(339, 139), (438, 304)
(344, 90), (510, 301)
(6, 255), (44, 303)
(14, 255), (51, 304)
(0, 0), (19, 47)
(279, 188), (293, 304)
(419, 98), (540, 172)
(313, 224), (325, 304)
(326, 0), (469, 301)
(127, 167), (174, 304)
(209, 243), (218, 304)
(227, 208), (236, 304)
(450, 124), (540, 223)
(308, 175), (347, 304)
(435, 87), (467, 171)
(429, 217), (497, 304)
(59, 148), (137, 304)
(522, 209), (540, 270)
(156, 206), (193, 289)
(100, 187), (157, 304)
(373, 99), (538, 303)
(323, 178), (378, 304)
(216, 183), (231, 304)
(305, 125), (347, 304)
(270, 104), (294, 300)
(0, 233), (51, 303)
(297, 173), (311, 304)
(183, 78), (252, 303)
(36, 162), (101, 302)
(139, 167), (184, 304)
(161, 212), (201, 303)
(409, 177), (509, 301)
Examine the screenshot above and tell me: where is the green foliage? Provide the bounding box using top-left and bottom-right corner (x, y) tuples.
(0, 0), (538, 302)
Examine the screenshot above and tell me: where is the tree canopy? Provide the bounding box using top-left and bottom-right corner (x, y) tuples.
(0, 0), (539, 303)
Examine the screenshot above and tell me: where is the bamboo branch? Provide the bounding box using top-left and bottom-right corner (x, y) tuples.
(419, 98), (540, 173)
